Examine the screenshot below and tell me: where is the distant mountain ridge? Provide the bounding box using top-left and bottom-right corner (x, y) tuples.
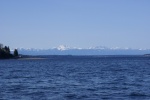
(17, 45), (150, 55)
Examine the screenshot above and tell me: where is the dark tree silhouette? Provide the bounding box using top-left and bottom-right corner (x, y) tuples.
(0, 44), (17, 59)
(7, 46), (10, 54)
(4, 46), (10, 54)
(14, 49), (19, 57)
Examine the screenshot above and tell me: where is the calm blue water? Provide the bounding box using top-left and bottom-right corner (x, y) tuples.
(0, 56), (150, 100)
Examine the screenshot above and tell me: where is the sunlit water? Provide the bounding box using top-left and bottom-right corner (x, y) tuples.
(0, 56), (150, 100)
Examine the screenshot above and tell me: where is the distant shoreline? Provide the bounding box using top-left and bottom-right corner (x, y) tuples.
(17, 55), (47, 60)
(1, 54), (149, 60)
(18, 57), (46, 60)
(144, 54), (150, 56)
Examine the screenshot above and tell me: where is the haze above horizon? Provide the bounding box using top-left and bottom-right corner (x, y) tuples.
(1, 0), (150, 49)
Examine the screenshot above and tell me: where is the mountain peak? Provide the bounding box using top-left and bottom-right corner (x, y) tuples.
(57, 45), (70, 51)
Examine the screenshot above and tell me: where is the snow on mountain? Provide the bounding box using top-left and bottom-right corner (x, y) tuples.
(17, 45), (150, 55)
(56, 45), (70, 51)
(17, 45), (132, 51)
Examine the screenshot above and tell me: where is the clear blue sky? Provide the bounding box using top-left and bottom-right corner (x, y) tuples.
(1, 0), (150, 49)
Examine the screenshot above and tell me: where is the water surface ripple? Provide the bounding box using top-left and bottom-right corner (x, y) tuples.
(0, 56), (150, 100)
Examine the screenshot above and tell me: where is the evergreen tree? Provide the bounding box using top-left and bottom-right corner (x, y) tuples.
(4, 46), (10, 54)
(7, 46), (10, 54)
(0, 44), (19, 59)
(14, 49), (18, 57)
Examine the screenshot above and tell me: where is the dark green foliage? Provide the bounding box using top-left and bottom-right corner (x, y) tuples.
(0, 43), (18, 59)
(4, 46), (10, 54)
(14, 49), (18, 57)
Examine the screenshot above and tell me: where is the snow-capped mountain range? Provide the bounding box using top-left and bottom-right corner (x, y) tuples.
(16, 45), (150, 55)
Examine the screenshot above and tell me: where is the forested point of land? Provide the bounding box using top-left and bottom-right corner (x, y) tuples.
(0, 43), (19, 59)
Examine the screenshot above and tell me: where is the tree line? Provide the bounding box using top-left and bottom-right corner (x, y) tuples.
(0, 43), (18, 59)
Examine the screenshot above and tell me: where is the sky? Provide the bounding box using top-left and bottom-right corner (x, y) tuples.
(0, 0), (150, 49)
